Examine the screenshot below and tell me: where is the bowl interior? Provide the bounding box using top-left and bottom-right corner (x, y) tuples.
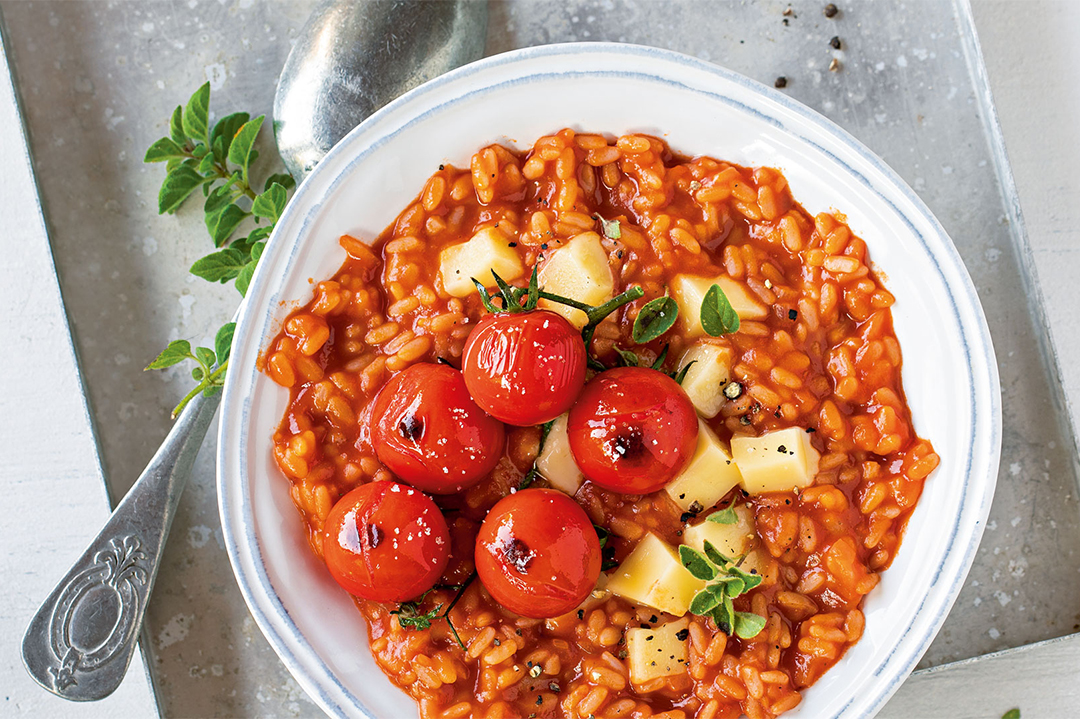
(218, 43), (999, 719)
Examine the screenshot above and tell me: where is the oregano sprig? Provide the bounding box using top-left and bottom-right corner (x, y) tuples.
(143, 82), (295, 417)
(390, 574), (475, 650)
(679, 539), (766, 639)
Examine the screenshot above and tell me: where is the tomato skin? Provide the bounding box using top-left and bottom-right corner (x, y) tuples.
(567, 367), (699, 494)
(475, 488), (601, 618)
(462, 310), (587, 427)
(323, 480), (450, 602)
(372, 363), (505, 494)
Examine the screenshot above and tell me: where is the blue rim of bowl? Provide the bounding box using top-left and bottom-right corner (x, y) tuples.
(218, 41), (1001, 719)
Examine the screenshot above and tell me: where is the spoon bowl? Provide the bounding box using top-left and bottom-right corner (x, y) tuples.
(274, 0), (488, 181)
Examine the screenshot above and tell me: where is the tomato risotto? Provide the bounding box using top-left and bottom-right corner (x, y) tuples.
(264, 129), (938, 719)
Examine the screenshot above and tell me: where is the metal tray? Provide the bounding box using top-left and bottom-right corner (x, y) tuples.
(3, 0), (1076, 715)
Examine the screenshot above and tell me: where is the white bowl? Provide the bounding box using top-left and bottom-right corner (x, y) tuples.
(218, 43), (1000, 719)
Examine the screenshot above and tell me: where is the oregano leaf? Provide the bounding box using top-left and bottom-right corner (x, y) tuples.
(169, 105), (186, 144)
(252, 182), (287, 223)
(190, 247), (248, 283)
(210, 111), (250, 158)
(196, 151), (216, 175)
(264, 172), (295, 192)
(215, 322), (236, 366)
(250, 240), (266, 262)
(206, 203), (248, 247)
(235, 259), (258, 296)
(144, 137), (187, 163)
(702, 539), (733, 568)
(613, 346), (639, 367)
(227, 115), (265, 184)
(701, 283), (740, 336)
(733, 611), (766, 639)
(708, 506), (738, 525)
(182, 82), (211, 145)
(689, 587), (724, 615)
(678, 545), (718, 581)
(145, 340), (192, 370)
(195, 346), (216, 369)
(158, 164), (210, 214)
(632, 296), (678, 343)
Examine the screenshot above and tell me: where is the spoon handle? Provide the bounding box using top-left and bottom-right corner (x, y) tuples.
(22, 390), (221, 700)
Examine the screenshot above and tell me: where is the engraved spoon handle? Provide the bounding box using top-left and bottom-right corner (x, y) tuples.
(22, 390), (221, 700)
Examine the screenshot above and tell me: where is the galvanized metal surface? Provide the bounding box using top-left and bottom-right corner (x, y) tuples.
(1, 0), (1076, 716)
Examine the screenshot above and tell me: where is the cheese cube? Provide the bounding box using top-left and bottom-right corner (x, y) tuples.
(626, 618), (689, 685)
(606, 534), (705, 617)
(731, 427), (820, 495)
(536, 414), (584, 495)
(537, 232), (614, 329)
(671, 274), (768, 337)
(678, 342), (734, 418)
(437, 226), (525, 298)
(664, 420), (743, 513)
(683, 504), (757, 559)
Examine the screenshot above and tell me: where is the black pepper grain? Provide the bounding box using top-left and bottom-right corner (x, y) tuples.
(774, 76), (788, 89)
(830, 36), (842, 49)
(824, 3), (839, 18)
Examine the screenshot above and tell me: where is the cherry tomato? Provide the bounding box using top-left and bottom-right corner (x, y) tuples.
(372, 363), (505, 494)
(462, 310), (587, 426)
(475, 488), (601, 618)
(323, 480), (450, 602)
(567, 366), (699, 494)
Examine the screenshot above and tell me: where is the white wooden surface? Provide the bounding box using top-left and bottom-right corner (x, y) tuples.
(0, 28), (159, 719)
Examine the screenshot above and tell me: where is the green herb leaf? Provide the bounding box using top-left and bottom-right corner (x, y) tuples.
(145, 339), (193, 370)
(195, 346), (216, 369)
(700, 283), (740, 336)
(248, 225), (273, 245)
(215, 322), (236, 366)
(712, 598), (734, 636)
(196, 152), (216, 175)
(689, 587), (724, 615)
(250, 240), (266, 263)
(235, 259), (258, 296)
(708, 506), (738, 525)
(227, 115), (265, 184)
(731, 566), (764, 592)
(210, 111), (251, 158)
(169, 105), (187, 144)
(191, 366), (204, 381)
(190, 247), (248, 283)
(679, 545), (718, 581)
(599, 216), (622, 239)
(182, 82), (211, 145)
(1001, 710), (1021, 719)
(733, 611), (766, 639)
(672, 360), (696, 385)
(158, 164), (210, 214)
(650, 344), (669, 371)
(613, 346), (639, 367)
(701, 539), (733, 569)
(206, 203), (249, 247)
(264, 172), (296, 192)
(252, 182), (287, 223)
(632, 296), (679, 343)
(145, 137), (187, 163)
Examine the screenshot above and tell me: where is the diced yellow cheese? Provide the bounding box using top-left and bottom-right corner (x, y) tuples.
(537, 232), (614, 329)
(670, 274), (768, 337)
(536, 414), (584, 495)
(437, 226), (525, 298)
(731, 427), (821, 495)
(678, 342), (734, 418)
(664, 420), (743, 513)
(606, 534), (704, 617)
(626, 618), (689, 685)
(683, 504), (757, 559)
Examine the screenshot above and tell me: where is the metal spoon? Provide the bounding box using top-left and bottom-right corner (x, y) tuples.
(22, 0), (487, 700)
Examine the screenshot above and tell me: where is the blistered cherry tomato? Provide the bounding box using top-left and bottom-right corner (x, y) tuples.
(462, 310), (587, 426)
(567, 366), (699, 494)
(475, 488), (601, 618)
(323, 480), (450, 602)
(372, 363), (505, 494)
